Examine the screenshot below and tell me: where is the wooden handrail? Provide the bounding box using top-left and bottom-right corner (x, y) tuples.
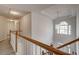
(10, 30), (22, 32)
(57, 38), (79, 49)
(10, 31), (70, 55)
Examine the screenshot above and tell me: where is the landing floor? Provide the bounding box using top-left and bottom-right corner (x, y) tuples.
(0, 39), (15, 55)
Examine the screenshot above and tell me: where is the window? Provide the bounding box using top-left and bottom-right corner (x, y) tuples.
(55, 21), (71, 35)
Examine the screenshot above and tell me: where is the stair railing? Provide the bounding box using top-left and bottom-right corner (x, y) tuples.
(56, 38), (79, 55)
(10, 30), (70, 55)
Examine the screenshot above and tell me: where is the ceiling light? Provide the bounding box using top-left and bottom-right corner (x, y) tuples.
(9, 20), (14, 22)
(10, 10), (20, 15)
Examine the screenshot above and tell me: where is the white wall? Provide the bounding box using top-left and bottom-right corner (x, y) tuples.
(0, 16), (9, 41)
(76, 8), (79, 38)
(20, 13), (31, 36)
(32, 12), (53, 45)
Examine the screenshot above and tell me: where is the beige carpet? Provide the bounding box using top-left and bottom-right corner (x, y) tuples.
(0, 39), (15, 55)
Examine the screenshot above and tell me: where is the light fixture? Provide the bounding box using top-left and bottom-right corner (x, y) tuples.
(9, 19), (14, 22)
(10, 10), (20, 15)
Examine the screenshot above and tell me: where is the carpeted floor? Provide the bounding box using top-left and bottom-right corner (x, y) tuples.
(0, 39), (15, 55)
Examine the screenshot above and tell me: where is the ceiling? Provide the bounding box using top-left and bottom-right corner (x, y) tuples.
(0, 4), (53, 19)
(41, 4), (77, 20)
(0, 4), (78, 20)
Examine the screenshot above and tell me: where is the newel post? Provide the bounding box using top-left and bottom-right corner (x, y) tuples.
(9, 30), (11, 41)
(16, 31), (18, 52)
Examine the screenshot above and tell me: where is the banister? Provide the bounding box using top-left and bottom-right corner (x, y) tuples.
(10, 30), (22, 32)
(57, 38), (79, 49)
(10, 31), (70, 55)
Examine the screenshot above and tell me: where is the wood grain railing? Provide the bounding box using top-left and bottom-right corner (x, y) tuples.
(57, 38), (79, 49)
(10, 31), (70, 55)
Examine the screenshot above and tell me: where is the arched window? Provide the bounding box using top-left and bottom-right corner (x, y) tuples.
(55, 21), (71, 35)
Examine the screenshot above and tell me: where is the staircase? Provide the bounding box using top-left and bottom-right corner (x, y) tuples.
(10, 31), (70, 55)
(0, 30), (78, 55)
(56, 38), (79, 55)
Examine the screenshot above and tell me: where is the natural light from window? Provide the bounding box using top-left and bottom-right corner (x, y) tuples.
(55, 21), (71, 35)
